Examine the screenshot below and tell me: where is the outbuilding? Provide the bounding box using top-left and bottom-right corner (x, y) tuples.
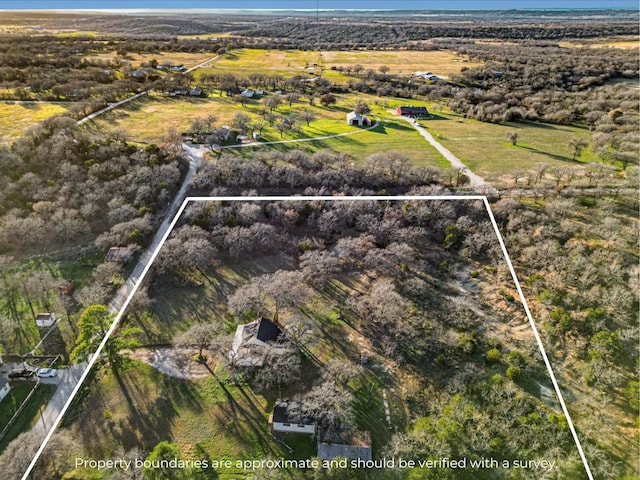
(346, 111), (371, 127)
(269, 400), (315, 435)
(397, 106), (429, 118)
(35, 313), (56, 328)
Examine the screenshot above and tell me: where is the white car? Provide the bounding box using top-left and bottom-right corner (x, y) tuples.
(36, 368), (58, 378)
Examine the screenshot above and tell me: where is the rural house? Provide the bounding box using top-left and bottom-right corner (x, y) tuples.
(35, 313), (56, 328)
(346, 111), (371, 127)
(269, 400), (316, 435)
(318, 431), (372, 462)
(229, 317), (286, 367)
(0, 376), (10, 403)
(396, 105), (429, 118)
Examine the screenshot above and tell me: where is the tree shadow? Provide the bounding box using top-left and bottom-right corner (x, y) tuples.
(518, 145), (573, 163)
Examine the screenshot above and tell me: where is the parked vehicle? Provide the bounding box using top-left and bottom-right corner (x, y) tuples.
(36, 368), (58, 378)
(8, 368), (34, 379)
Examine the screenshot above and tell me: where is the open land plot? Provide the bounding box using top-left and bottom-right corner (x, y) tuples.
(420, 107), (595, 183)
(195, 48), (482, 83)
(0, 103), (72, 144)
(39, 198), (584, 480)
(558, 38), (639, 49)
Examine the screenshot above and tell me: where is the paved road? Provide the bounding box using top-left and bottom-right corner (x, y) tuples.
(31, 362), (87, 436)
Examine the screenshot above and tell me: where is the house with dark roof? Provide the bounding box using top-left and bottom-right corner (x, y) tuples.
(229, 317), (286, 367)
(0, 376), (10, 403)
(396, 105), (429, 118)
(318, 431), (372, 462)
(269, 400), (316, 435)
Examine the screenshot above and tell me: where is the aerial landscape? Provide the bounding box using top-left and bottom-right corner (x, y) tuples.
(0, 2), (637, 480)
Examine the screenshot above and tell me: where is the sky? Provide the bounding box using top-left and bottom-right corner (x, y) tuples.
(2, 0), (638, 10)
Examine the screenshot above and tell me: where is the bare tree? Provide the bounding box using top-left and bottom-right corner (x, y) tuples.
(263, 95), (282, 112)
(174, 322), (223, 361)
(506, 131), (519, 145)
(569, 137), (588, 161)
(298, 110), (316, 126)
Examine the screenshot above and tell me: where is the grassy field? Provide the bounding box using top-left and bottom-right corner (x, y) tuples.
(420, 107), (595, 183)
(66, 362), (293, 479)
(82, 93), (447, 167)
(81, 89), (599, 183)
(195, 48), (481, 83)
(0, 102), (72, 144)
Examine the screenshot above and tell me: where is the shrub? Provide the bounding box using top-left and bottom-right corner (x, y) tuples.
(507, 350), (525, 367)
(506, 365), (523, 380)
(486, 348), (502, 363)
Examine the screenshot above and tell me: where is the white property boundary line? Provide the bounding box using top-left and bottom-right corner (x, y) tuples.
(22, 195), (593, 480)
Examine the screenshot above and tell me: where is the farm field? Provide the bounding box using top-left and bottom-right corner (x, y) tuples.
(195, 48), (482, 83)
(0, 102), (72, 144)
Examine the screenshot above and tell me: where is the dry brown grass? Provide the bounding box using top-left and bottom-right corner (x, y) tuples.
(0, 102), (71, 144)
(209, 48), (481, 79)
(558, 39), (639, 49)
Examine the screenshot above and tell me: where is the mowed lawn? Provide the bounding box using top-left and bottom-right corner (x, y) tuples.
(66, 362), (290, 479)
(420, 109), (595, 183)
(0, 102), (72, 144)
(82, 93), (446, 168)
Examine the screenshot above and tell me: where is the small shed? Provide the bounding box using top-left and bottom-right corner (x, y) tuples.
(35, 313), (56, 328)
(241, 89), (255, 98)
(269, 400), (315, 435)
(0, 377), (10, 403)
(346, 111), (371, 127)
